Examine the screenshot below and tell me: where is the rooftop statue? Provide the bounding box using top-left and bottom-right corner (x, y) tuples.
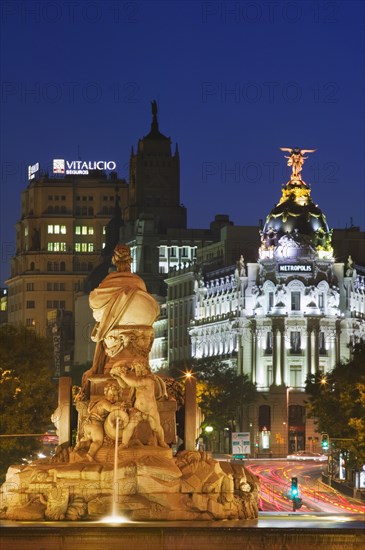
(280, 147), (316, 180)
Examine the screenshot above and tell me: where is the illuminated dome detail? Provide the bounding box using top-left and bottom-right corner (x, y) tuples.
(259, 148), (333, 260)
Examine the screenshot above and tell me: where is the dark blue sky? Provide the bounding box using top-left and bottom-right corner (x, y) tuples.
(1, 0), (364, 283)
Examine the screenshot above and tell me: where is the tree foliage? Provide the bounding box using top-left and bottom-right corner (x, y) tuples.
(193, 358), (258, 431)
(0, 325), (57, 476)
(305, 343), (365, 468)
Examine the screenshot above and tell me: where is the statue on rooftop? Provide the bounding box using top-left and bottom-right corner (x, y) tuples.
(280, 147), (316, 180)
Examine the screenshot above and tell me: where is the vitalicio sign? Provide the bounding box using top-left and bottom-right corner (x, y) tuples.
(53, 159), (117, 175)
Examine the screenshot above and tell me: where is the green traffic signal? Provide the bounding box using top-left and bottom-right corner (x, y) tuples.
(291, 477), (299, 498)
(321, 433), (329, 449)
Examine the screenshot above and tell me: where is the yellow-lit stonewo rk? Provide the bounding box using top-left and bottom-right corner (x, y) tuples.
(0, 244), (259, 522)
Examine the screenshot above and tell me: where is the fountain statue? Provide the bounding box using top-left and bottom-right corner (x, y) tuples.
(0, 244), (259, 521)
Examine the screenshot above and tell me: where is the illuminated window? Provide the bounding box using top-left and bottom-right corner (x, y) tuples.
(159, 246), (166, 257)
(48, 224), (66, 234)
(75, 242), (94, 253)
(318, 292), (324, 309)
(102, 226), (106, 235)
(289, 367), (302, 388)
(75, 225), (94, 235)
(24, 227), (28, 236)
(319, 331), (326, 354)
(291, 292), (301, 311)
(47, 242), (67, 252)
(265, 331), (273, 354)
(290, 331), (301, 353)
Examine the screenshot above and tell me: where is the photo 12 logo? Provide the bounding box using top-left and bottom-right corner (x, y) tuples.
(53, 159), (65, 174)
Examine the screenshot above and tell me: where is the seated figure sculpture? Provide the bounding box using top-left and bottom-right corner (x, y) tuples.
(111, 361), (169, 448)
(74, 382), (128, 461)
(82, 244), (160, 391)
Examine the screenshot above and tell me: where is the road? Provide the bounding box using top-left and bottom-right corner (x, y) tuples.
(244, 459), (365, 514)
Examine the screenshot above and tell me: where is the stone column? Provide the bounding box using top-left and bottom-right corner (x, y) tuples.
(272, 326), (278, 386)
(313, 325), (319, 373)
(310, 330), (316, 376)
(307, 326), (312, 377)
(280, 325), (286, 385)
(335, 320), (342, 365)
(274, 326), (282, 386)
(57, 376), (72, 445)
(184, 375), (197, 451)
(251, 330), (257, 384)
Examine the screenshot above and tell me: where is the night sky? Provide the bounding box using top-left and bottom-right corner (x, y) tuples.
(1, 0), (364, 283)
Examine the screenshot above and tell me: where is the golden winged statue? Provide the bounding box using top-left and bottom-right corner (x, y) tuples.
(280, 147), (316, 179)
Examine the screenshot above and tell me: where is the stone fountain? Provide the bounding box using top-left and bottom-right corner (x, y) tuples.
(0, 244), (259, 521)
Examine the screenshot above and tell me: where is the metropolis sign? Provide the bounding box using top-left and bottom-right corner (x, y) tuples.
(278, 264), (313, 273)
(53, 159), (117, 175)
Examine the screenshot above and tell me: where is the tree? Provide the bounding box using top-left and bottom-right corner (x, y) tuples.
(0, 325), (57, 477)
(193, 358), (258, 432)
(305, 343), (365, 468)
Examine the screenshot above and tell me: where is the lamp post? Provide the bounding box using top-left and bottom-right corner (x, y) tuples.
(184, 371), (197, 451)
(286, 386), (293, 453)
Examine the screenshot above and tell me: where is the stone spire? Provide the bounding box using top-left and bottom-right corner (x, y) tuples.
(151, 99), (159, 134)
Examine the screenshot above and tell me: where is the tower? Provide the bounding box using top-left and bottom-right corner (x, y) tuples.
(125, 100), (186, 232)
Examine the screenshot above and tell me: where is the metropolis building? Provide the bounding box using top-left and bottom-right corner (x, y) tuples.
(168, 149), (365, 454)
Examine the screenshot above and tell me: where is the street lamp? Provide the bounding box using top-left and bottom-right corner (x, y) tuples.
(286, 386), (293, 453)
(184, 370), (197, 451)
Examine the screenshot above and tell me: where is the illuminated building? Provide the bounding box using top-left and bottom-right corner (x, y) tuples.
(167, 149), (365, 454)
(5, 169), (128, 361)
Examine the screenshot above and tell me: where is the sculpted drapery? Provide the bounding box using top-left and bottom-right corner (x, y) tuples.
(82, 244), (160, 390)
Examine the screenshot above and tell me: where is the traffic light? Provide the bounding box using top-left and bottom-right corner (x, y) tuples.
(290, 477), (302, 511)
(291, 477), (299, 498)
(321, 433), (329, 450)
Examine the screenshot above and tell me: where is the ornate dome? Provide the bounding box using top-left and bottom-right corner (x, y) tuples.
(259, 149), (333, 260)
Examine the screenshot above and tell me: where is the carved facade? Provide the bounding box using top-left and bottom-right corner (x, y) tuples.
(167, 150), (365, 455)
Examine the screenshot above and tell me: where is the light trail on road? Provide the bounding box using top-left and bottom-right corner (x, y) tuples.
(245, 460), (365, 514)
